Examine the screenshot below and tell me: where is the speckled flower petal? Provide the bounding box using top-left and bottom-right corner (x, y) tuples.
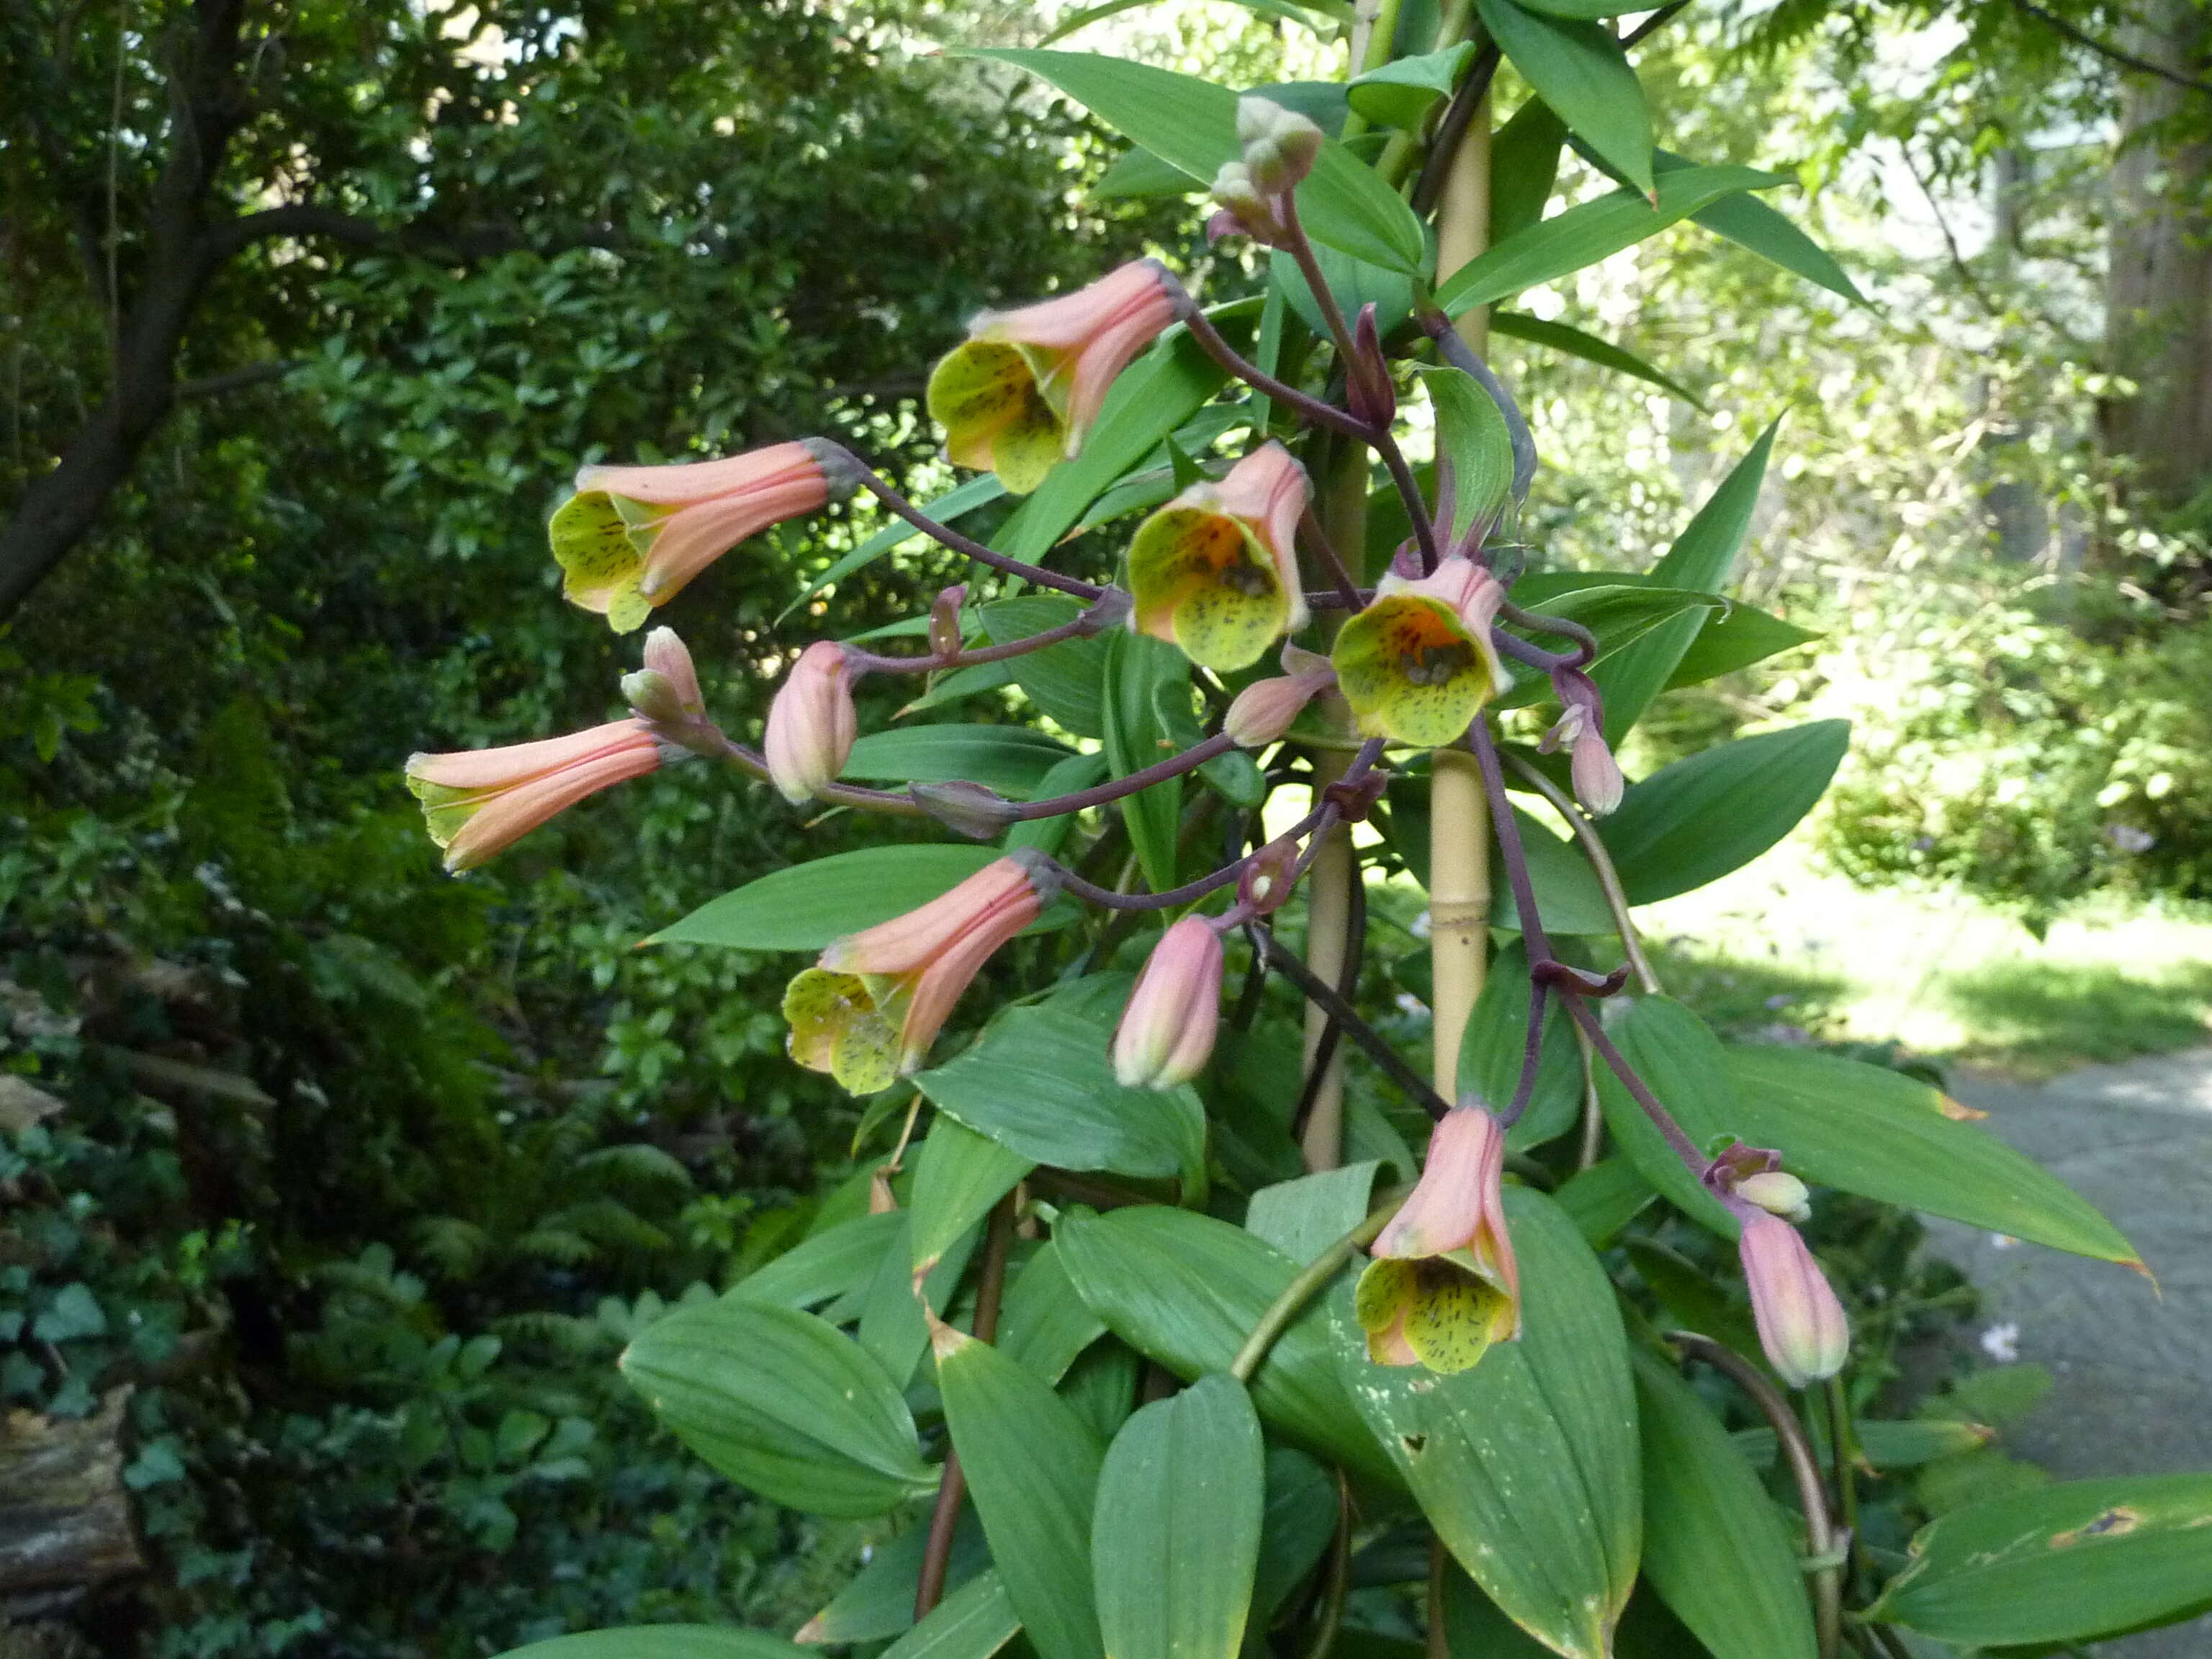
(1127, 505), (1290, 671)
(782, 968), (902, 1096)
(927, 340), (1066, 494)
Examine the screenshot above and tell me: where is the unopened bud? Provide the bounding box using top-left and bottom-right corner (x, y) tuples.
(621, 669), (687, 727)
(1736, 1171), (1812, 1224)
(1223, 647), (1336, 747)
(1238, 839), (1299, 915)
(1112, 915), (1224, 1089)
(910, 779), (1020, 840)
(1570, 725), (1625, 817)
(1347, 303), (1395, 428)
(929, 585), (969, 660)
(1209, 161), (1279, 242)
(1236, 97), (1322, 196)
(1738, 1212), (1850, 1388)
(764, 641), (857, 805)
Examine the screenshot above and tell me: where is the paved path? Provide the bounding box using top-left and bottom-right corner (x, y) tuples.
(1925, 1046), (2212, 1658)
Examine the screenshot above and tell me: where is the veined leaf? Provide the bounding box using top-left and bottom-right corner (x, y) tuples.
(981, 595), (1108, 737)
(1477, 0), (1653, 195)
(1418, 365), (1514, 539)
(652, 845), (1004, 952)
(960, 50), (1426, 274)
(1244, 1162), (1379, 1265)
(1490, 98), (1568, 247)
(843, 725), (1076, 799)
(997, 1241), (1108, 1385)
(1665, 601), (1820, 688)
(496, 1630), (818, 1659)
(1490, 311), (1706, 408)
(1100, 629), (1189, 892)
(910, 1119), (1033, 1277)
(883, 1570), (1020, 1659)
(1437, 165), (1786, 318)
(1346, 42), (1477, 130)
(1038, 0), (1347, 49)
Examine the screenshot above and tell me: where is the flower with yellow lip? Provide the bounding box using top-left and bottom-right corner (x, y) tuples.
(1330, 556), (1509, 747)
(927, 261), (1177, 495)
(407, 720), (667, 872)
(1354, 1106), (1521, 1375)
(1127, 441), (1309, 672)
(549, 440), (847, 633)
(782, 852), (1055, 1094)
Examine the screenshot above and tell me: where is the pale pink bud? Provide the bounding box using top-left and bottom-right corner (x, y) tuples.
(1224, 644), (1338, 747)
(622, 626), (708, 729)
(1738, 1211), (1851, 1388)
(1735, 1171), (1812, 1224)
(1570, 724), (1625, 817)
(765, 641), (857, 805)
(1112, 916), (1224, 1089)
(1209, 161), (1280, 243)
(406, 719), (665, 872)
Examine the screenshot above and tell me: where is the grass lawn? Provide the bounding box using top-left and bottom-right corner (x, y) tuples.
(1633, 843), (2212, 1080)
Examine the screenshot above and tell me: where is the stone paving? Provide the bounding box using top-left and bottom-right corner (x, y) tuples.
(1923, 1046), (2212, 1658)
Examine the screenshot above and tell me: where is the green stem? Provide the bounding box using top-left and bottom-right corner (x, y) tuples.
(1231, 1200), (1400, 1382)
(1825, 1375), (1864, 1583)
(1300, 1473), (1354, 1659)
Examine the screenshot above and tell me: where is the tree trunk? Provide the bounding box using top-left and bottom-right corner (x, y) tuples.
(2103, 0), (2212, 507)
(0, 1391), (145, 1604)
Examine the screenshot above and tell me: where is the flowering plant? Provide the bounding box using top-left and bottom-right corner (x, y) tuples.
(414, 18), (2188, 1659)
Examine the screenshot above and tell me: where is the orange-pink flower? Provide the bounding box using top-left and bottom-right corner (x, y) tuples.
(1223, 644), (1337, 748)
(782, 853), (1054, 1093)
(1128, 442), (1310, 672)
(927, 261), (1178, 494)
(1354, 1106), (1521, 1373)
(407, 720), (665, 872)
(551, 440), (846, 633)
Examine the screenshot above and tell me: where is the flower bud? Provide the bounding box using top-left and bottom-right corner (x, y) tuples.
(764, 641), (857, 805)
(1738, 1211), (1851, 1389)
(1735, 1171), (1812, 1224)
(929, 584), (969, 660)
(1209, 161), (1279, 242)
(1112, 915), (1224, 1089)
(910, 779), (1020, 840)
(1346, 303), (1395, 428)
(1236, 96), (1323, 197)
(1238, 839), (1299, 915)
(1570, 724), (1625, 817)
(1223, 645), (1337, 748)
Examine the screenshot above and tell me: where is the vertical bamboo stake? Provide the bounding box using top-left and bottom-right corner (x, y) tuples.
(1300, 440), (1368, 1172)
(1427, 94), (1493, 1101)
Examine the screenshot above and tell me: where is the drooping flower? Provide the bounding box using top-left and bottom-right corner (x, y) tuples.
(1542, 670), (1624, 817)
(1354, 1106), (1521, 1374)
(1223, 644), (1337, 748)
(1112, 915), (1224, 1089)
(764, 641), (858, 805)
(1128, 442), (1310, 672)
(927, 261), (1177, 495)
(407, 720), (667, 872)
(1331, 556), (1509, 747)
(550, 440), (849, 633)
(1738, 1211), (1851, 1388)
(783, 852), (1055, 1094)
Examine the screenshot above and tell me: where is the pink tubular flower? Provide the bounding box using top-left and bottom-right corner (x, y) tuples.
(1128, 442), (1311, 672)
(1112, 916), (1224, 1089)
(1739, 1211), (1851, 1389)
(1332, 556), (1511, 748)
(1224, 644), (1337, 747)
(782, 852), (1056, 1094)
(550, 439), (850, 634)
(1354, 1106), (1521, 1374)
(927, 261), (1178, 495)
(407, 720), (665, 872)
(764, 641), (858, 805)
(1570, 720), (1626, 817)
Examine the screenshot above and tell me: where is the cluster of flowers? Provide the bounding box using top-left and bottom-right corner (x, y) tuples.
(404, 99), (1845, 1392)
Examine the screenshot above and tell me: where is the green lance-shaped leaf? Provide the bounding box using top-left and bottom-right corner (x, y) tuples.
(1489, 311), (1707, 408)
(729, 1209), (904, 1311)
(1437, 166), (1788, 318)
(1457, 939), (1581, 1152)
(883, 1569), (1022, 1659)
(909, 1119), (1034, 1278)
(1491, 585), (1723, 712)
(1491, 808), (1617, 938)
(1476, 0), (1653, 197)
(1593, 420), (1779, 741)
(916, 1004), (1207, 1183)
(1551, 1158), (1657, 1249)
(1056, 1205), (1399, 1488)
(651, 846), (1003, 953)
(1490, 97), (1568, 246)
(935, 1323), (1108, 1659)
(619, 1300), (935, 1519)
(1664, 601), (1820, 688)
(1099, 627), (1190, 893)
(1244, 1161), (1379, 1265)
(842, 726), (1079, 799)
(802, 1508), (991, 1645)
(984, 595), (1110, 737)
(1869, 1474), (2212, 1647)
(1091, 1375), (1267, 1659)
(1346, 42), (1478, 131)
(1419, 365), (1514, 539)
(957, 50), (1427, 275)
(1341, 1189), (1641, 1659)
(1724, 1043), (2141, 1266)
(1630, 1348), (1818, 1659)
(1598, 997), (2141, 1265)
(998, 1241), (1110, 1385)
(1598, 720), (1851, 904)
(495, 1629), (820, 1659)
(1252, 1448), (1339, 1622)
